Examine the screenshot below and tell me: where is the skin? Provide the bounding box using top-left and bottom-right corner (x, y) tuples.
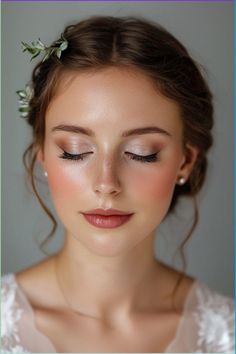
(17, 67), (199, 352)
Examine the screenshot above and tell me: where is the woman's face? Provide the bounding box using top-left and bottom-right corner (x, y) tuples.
(40, 67), (197, 256)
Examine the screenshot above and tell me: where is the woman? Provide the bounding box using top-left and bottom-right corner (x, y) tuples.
(1, 15), (234, 353)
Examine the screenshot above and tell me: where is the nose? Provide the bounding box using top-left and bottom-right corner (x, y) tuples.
(93, 156), (122, 196)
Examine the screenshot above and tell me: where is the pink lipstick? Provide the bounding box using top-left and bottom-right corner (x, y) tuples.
(81, 208), (133, 229)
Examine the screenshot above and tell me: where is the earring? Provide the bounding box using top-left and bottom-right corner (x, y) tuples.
(44, 171), (48, 177)
(178, 177), (186, 185)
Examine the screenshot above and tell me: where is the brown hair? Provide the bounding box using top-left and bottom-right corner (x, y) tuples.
(23, 15), (213, 311)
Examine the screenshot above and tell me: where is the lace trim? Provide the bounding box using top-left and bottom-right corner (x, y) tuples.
(193, 282), (235, 352)
(1, 274), (30, 353)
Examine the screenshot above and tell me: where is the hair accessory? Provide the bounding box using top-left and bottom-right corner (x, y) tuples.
(16, 84), (34, 119)
(178, 177), (186, 185)
(16, 33), (68, 119)
(21, 33), (68, 62)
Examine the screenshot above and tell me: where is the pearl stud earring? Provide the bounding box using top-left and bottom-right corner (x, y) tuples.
(178, 177), (186, 185)
(44, 171), (48, 177)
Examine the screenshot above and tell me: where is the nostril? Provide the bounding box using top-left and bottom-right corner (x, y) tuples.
(94, 180), (122, 195)
(95, 187), (121, 195)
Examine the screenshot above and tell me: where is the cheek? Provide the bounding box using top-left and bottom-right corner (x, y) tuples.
(46, 163), (88, 204)
(128, 165), (177, 204)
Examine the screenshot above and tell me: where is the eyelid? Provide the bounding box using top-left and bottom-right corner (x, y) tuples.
(128, 150), (155, 155)
(59, 150), (92, 161)
(58, 149), (160, 164)
(58, 143), (92, 154)
(56, 139), (160, 154)
(59, 148), (157, 157)
(125, 143), (162, 154)
(56, 139), (92, 151)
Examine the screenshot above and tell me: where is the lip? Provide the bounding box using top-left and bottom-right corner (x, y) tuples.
(82, 213), (133, 229)
(82, 208), (132, 216)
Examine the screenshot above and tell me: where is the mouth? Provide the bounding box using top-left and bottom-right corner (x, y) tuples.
(81, 211), (134, 229)
(82, 208), (132, 216)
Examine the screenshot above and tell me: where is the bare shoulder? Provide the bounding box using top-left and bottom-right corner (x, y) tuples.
(15, 255), (58, 308)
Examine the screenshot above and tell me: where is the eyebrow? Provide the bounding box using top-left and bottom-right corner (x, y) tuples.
(51, 124), (172, 138)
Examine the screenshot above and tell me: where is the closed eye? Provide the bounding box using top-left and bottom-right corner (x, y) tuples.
(125, 152), (160, 163)
(59, 150), (92, 161)
(58, 150), (160, 163)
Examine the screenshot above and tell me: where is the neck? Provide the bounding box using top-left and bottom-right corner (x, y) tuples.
(54, 230), (162, 327)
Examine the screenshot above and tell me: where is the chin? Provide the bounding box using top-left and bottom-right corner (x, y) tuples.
(72, 229), (139, 258)
(88, 236), (133, 258)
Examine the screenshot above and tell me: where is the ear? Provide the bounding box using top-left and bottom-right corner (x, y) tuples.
(177, 144), (199, 182)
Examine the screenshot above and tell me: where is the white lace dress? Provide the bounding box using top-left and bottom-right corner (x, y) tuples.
(1, 273), (235, 353)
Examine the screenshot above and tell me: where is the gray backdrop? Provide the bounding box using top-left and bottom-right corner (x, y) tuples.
(2, 1), (234, 297)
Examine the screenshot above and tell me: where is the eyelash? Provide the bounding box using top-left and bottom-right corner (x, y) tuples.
(59, 150), (160, 163)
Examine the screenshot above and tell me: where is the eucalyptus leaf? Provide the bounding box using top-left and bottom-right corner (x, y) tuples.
(19, 102), (27, 106)
(23, 41), (31, 47)
(25, 85), (33, 98)
(34, 43), (45, 50)
(20, 112), (28, 118)
(30, 51), (41, 62)
(35, 38), (45, 50)
(21, 43), (35, 54)
(21, 42), (30, 49)
(19, 107), (30, 113)
(16, 90), (26, 98)
(60, 41), (68, 51)
(56, 49), (62, 58)
(42, 51), (51, 62)
(18, 99), (27, 104)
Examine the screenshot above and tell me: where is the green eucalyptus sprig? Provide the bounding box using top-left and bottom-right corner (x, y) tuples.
(16, 33), (68, 118)
(16, 34), (68, 118)
(21, 33), (68, 62)
(16, 84), (33, 119)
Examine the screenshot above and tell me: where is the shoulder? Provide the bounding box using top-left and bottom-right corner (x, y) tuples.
(190, 280), (234, 353)
(13, 256), (59, 309)
(1, 273), (30, 352)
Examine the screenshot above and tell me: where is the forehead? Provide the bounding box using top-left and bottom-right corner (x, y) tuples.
(46, 67), (183, 137)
